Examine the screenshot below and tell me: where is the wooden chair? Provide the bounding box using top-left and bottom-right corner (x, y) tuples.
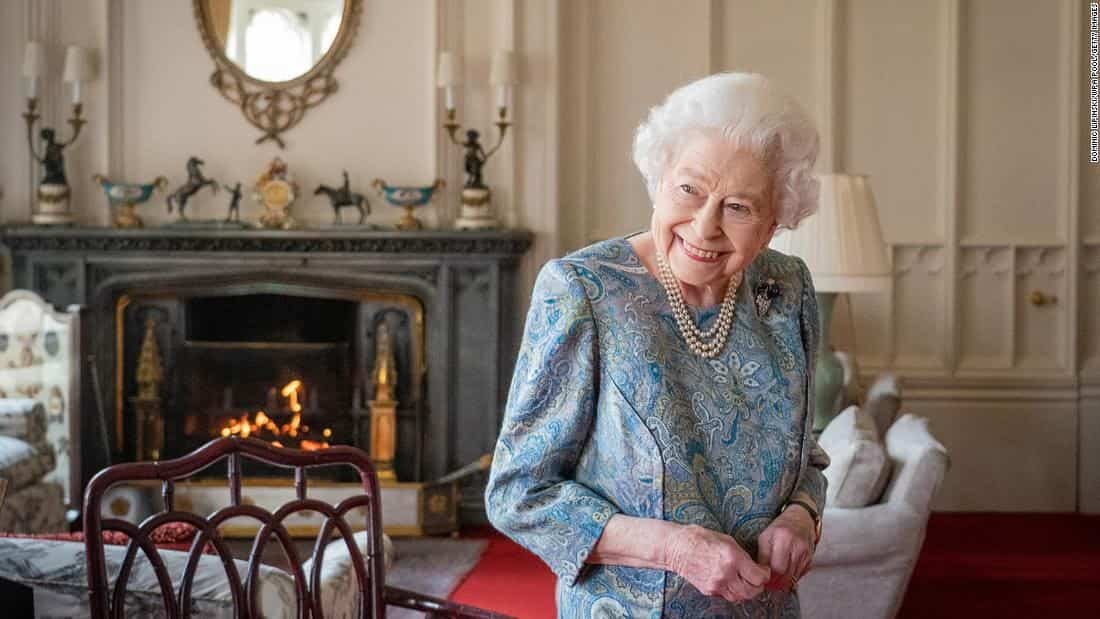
(83, 436), (512, 618)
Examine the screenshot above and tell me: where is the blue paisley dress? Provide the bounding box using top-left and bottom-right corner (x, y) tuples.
(486, 236), (830, 618)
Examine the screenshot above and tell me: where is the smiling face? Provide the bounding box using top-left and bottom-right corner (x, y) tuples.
(651, 131), (779, 292)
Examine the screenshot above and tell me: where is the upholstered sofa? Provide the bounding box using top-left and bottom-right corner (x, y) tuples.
(798, 374), (951, 619)
(0, 290), (87, 531)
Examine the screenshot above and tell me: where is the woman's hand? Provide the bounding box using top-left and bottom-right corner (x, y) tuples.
(757, 505), (816, 590)
(664, 524), (772, 603)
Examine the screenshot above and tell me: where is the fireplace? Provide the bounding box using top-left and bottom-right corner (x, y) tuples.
(1, 227), (531, 523)
(118, 283), (426, 483)
(181, 293), (356, 454)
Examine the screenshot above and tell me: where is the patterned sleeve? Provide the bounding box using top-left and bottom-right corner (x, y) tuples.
(791, 256), (831, 512)
(485, 259), (620, 586)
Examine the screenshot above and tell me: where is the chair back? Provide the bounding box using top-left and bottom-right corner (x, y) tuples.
(0, 289), (86, 511)
(83, 436), (385, 619)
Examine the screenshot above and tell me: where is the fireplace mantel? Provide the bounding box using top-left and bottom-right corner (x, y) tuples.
(1, 225), (533, 522)
(0, 225), (532, 256)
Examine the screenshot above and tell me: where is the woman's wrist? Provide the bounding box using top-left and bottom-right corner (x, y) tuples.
(589, 514), (686, 571)
(781, 501), (821, 545)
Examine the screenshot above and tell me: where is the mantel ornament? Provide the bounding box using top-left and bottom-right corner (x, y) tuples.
(437, 50), (518, 230)
(22, 42), (96, 225)
(372, 179), (445, 231)
(192, 0), (362, 148)
(92, 175), (169, 229)
(253, 157), (299, 229)
(166, 156), (219, 225)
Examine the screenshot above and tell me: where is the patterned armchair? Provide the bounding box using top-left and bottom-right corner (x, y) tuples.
(0, 290), (87, 531)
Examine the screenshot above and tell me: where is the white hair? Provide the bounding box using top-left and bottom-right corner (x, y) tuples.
(632, 72), (820, 229)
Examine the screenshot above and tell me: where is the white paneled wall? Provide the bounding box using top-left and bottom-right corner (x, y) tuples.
(559, 0), (1099, 512)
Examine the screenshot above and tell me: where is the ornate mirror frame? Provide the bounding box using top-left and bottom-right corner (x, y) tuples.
(191, 0), (362, 148)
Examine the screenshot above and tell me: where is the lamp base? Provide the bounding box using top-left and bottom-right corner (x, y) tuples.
(33, 183), (74, 225)
(454, 187), (499, 230)
(813, 292), (844, 432)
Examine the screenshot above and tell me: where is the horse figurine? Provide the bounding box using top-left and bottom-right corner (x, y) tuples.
(166, 156), (218, 220)
(314, 170), (371, 225)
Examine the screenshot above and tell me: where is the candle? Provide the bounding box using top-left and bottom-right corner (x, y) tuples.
(444, 86), (455, 111)
(495, 85), (510, 111)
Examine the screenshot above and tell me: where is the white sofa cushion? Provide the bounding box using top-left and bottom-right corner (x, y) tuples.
(0, 435), (35, 470)
(0, 435), (56, 493)
(819, 405), (891, 508)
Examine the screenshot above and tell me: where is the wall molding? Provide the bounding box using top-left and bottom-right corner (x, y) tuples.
(857, 370), (1081, 402)
(1063, 0), (1083, 376)
(816, 0), (839, 172)
(941, 0), (961, 374)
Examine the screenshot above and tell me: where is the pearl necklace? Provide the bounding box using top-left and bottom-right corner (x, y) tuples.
(654, 250), (743, 358)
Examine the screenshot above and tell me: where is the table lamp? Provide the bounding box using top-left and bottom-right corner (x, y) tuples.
(770, 173), (890, 431)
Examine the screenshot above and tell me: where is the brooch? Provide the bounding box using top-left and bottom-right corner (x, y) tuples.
(753, 278), (782, 317)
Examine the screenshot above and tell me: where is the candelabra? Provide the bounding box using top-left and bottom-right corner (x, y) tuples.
(437, 50), (518, 230)
(22, 42), (96, 225)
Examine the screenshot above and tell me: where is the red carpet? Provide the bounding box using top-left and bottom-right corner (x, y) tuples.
(451, 514), (1100, 618)
(898, 512), (1100, 618)
(450, 529), (556, 618)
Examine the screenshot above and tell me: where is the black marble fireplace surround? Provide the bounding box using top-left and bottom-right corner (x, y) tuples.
(1, 226), (532, 518)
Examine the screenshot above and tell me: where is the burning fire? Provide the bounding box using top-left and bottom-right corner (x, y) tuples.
(218, 380), (332, 451)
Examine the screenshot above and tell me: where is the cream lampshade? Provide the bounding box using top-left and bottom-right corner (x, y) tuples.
(23, 41), (47, 98)
(436, 51), (462, 111)
(489, 50), (517, 110)
(770, 173), (891, 292)
(770, 173), (890, 432)
(62, 45), (95, 103)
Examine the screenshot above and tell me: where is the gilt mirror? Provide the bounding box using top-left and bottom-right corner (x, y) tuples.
(193, 0), (361, 148)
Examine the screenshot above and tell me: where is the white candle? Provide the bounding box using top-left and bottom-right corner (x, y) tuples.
(71, 80), (82, 104)
(444, 86), (455, 111)
(26, 77), (39, 99)
(495, 85), (510, 110)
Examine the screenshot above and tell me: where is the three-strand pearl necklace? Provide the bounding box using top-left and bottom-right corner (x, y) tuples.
(654, 249), (742, 359)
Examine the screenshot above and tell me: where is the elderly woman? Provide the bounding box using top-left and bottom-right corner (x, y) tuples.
(486, 73), (830, 617)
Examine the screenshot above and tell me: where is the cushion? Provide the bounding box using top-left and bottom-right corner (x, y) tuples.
(0, 399), (47, 444)
(864, 373), (902, 437)
(0, 436), (55, 492)
(0, 521), (216, 554)
(0, 481), (66, 533)
(0, 537), (297, 618)
(818, 405), (892, 508)
(301, 531), (395, 619)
